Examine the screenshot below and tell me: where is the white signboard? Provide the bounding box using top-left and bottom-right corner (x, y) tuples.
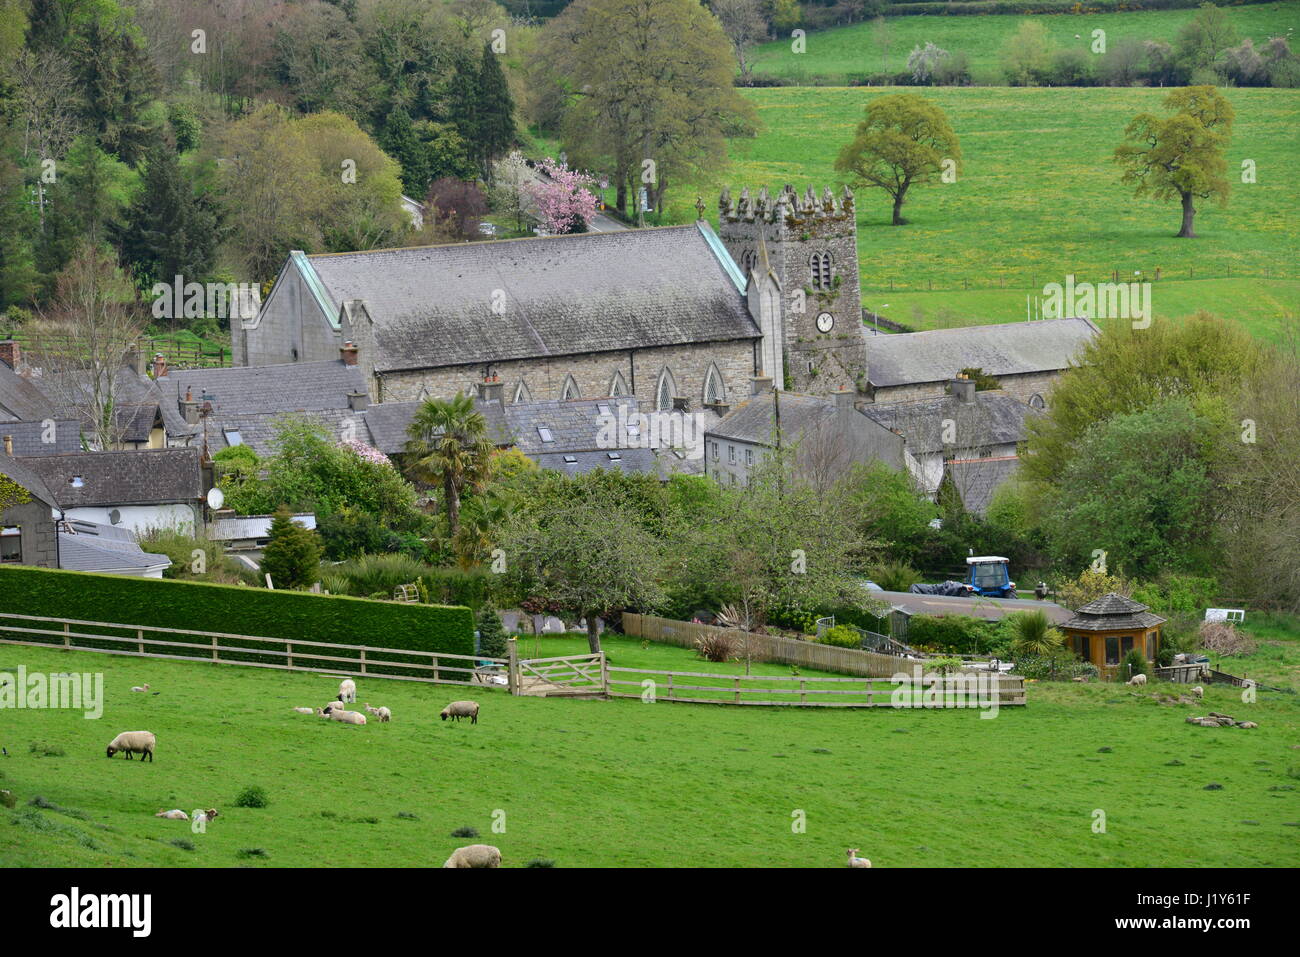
(1205, 608), (1245, 623)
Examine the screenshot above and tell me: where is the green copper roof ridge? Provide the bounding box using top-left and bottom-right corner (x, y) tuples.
(696, 220), (746, 294)
(292, 251), (339, 330)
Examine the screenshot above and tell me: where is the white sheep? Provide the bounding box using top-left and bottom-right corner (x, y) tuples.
(440, 700), (480, 724)
(193, 808), (219, 825)
(328, 709), (367, 726)
(443, 844), (501, 868)
(155, 809), (188, 820)
(106, 731), (156, 762)
(1191, 685), (1204, 698)
(292, 707), (315, 714)
(131, 684), (150, 693)
(364, 703), (392, 722)
(846, 848), (871, 868)
(1127, 673), (1148, 686)
(338, 679), (357, 703)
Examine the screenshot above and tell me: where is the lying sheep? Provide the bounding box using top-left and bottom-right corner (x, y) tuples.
(1127, 673), (1148, 686)
(338, 679), (356, 703)
(443, 844), (501, 868)
(328, 708), (366, 726)
(364, 703), (391, 722)
(846, 848), (872, 869)
(292, 707), (315, 714)
(155, 808), (188, 820)
(131, 684), (150, 693)
(1191, 685), (1204, 698)
(440, 700), (480, 724)
(107, 731), (156, 762)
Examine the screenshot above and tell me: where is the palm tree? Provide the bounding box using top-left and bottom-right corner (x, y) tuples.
(1010, 610), (1064, 657)
(453, 491), (510, 570)
(403, 394), (493, 541)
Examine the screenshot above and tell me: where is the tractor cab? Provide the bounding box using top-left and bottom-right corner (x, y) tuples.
(966, 556), (1016, 598)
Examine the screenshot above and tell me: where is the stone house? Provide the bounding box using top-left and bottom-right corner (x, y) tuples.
(0, 451), (59, 569)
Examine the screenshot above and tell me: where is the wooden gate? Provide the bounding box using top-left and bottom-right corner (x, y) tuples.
(516, 652), (606, 698)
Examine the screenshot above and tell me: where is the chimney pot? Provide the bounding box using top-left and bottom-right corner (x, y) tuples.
(0, 340), (19, 371)
(2, 434), (12, 456)
(833, 389), (857, 413)
(951, 377), (976, 404)
(476, 379), (504, 404)
(347, 390), (369, 411)
(340, 341), (359, 366)
(151, 353), (167, 379)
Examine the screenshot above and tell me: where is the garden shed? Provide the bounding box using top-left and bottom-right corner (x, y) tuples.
(1060, 593), (1165, 680)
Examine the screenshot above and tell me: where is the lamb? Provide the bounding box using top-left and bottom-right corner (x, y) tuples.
(364, 703), (392, 722)
(106, 731), (156, 762)
(1127, 673), (1148, 686)
(442, 844), (501, 868)
(328, 708), (367, 725)
(155, 809), (188, 820)
(292, 707), (315, 714)
(846, 848), (871, 869)
(338, 679), (357, 703)
(194, 808), (219, 825)
(440, 700), (480, 724)
(1191, 685), (1204, 698)
(131, 684), (150, 693)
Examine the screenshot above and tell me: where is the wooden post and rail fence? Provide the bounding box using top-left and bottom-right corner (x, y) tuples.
(0, 611), (1025, 709)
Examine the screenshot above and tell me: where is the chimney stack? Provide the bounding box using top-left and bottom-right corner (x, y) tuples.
(347, 390), (369, 412)
(0, 340), (20, 371)
(476, 379), (504, 404)
(180, 386), (200, 425)
(340, 341), (359, 366)
(2, 434), (12, 456)
(833, 389), (857, 413)
(151, 353), (168, 379)
(750, 375), (773, 396)
(951, 375), (976, 404)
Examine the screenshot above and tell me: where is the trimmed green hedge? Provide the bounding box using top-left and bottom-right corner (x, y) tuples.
(0, 565), (475, 672)
(886, 0), (1273, 14)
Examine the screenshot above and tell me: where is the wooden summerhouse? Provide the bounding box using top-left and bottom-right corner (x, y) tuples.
(1060, 593), (1165, 680)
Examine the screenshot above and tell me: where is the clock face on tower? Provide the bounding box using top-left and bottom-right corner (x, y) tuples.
(815, 311), (834, 333)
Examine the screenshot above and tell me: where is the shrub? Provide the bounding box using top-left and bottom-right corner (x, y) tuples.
(451, 826), (479, 838)
(1131, 574), (1220, 617)
(817, 624), (862, 649)
(1121, 648), (1150, 681)
(526, 857), (556, 867)
(1012, 650), (1098, 681)
(1008, 610), (1065, 657)
(261, 507), (323, 590)
(0, 564), (475, 660)
(237, 847), (269, 859)
(868, 561), (922, 593)
(695, 630), (739, 663)
(1054, 568), (1132, 611)
(906, 615), (996, 655)
(234, 786), (268, 809)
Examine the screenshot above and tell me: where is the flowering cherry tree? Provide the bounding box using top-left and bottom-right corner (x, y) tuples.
(340, 439), (392, 467)
(528, 158), (599, 235)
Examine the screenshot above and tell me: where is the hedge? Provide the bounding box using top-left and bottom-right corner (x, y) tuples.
(885, 0), (1273, 14)
(0, 565), (475, 672)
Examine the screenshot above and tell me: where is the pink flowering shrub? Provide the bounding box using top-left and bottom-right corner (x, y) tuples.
(341, 439), (392, 467)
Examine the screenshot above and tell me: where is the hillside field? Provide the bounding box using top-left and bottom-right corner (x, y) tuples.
(749, 3), (1300, 84)
(2, 628), (1297, 868)
(652, 85), (1299, 337)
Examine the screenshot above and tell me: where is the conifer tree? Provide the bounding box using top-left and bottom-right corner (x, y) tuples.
(261, 507), (324, 590)
(119, 139), (219, 290)
(475, 44), (515, 178)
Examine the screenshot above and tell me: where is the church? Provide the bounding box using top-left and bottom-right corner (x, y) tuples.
(231, 185), (868, 410)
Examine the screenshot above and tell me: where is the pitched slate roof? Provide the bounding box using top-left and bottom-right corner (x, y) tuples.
(504, 397), (641, 455)
(533, 447), (662, 477)
(859, 391), (1038, 454)
(200, 410), (376, 458)
(867, 318), (1098, 388)
(1062, 592), (1166, 632)
(0, 419), (82, 457)
(301, 223), (759, 373)
(944, 455), (1020, 517)
(706, 392), (838, 446)
(26, 367), (195, 444)
(19, 448), (204, 507)
(57, 520), (171, 574)
(162, 360), (368, 416)
(0, 360), (58, 422)
(363, 399), (511, 455)
(0, 451), (60, 506)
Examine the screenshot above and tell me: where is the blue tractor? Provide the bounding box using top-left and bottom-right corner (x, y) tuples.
(966, 556), (1017, 598)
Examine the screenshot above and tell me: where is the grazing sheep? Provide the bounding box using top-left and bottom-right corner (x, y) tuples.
(364, 704), (392, 722)
(155, 809), (188, 820)
(292, 707), (315, 714)
(1127, 673), (1148, 686)
(338, 679), (356, 703)
(328, 709), (367, 726)
(440, 701), (479, 724)
(106, 731), (156, 762)
(131, 684), (150, 693)
(443, 844), (501, 868)
(846, 848), (871, 869)
(1191, 685), (1204, 698)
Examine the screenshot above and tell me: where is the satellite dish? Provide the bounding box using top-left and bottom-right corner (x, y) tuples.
(206, 487), (225, 510)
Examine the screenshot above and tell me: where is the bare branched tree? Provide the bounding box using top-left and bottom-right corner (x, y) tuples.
(711, 0), (769, 82)
(11, 49), (82, 225)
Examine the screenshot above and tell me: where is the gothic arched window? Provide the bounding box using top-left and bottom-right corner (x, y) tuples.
(609, 370), (629, 397)
(513, 380), (531, 404)
(655, 368), (676, 411)
(560, 374), (580, 400)
(703, 364), (726, 405)
(810, 252), (833, 290)
(741, 249), (757, 274)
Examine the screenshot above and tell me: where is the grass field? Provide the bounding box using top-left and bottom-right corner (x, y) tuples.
(651, 85), (1300, 337)
(2, 628), (1297, 868)
(749, 3), (1300, 84)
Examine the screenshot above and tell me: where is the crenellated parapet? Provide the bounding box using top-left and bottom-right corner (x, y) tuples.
(718, 184), (855, 224)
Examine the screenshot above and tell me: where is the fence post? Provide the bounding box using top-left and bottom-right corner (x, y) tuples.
(211, 635), (218, 663)
(137, 628), (144, 655)
(599, 652), (609, 696)
(800, 679), (806, 705)
(360, 649), (367, 675)
(63, 622), (70, 649)
(287, 642), (293, 670)
(432, 656), (439, 684)
(506, 637), (519, 695)
(734, 676), (741, 704)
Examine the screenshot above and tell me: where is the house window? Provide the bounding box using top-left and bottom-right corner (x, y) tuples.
(0, 526), (20, 563)
(1073, 636), (1089, 660)
(810, 252), (833, 290)
(711, 442), (718, 461)
(728, 445), (735, 463)
(745, 448), (753, 465)
(223, 429), (243, 446)
(537, 426), (554, 443)
(1120, 636), (1134, 657)
(1104, 635), (1119, 664)
(1028, 393), (1046, 410)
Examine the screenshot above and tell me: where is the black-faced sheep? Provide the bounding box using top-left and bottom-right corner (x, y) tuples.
(107, 731), (156, 762)
(338, 679), (356, 703)
(443, 844), (501, 868)
(440, 701), (479, 724)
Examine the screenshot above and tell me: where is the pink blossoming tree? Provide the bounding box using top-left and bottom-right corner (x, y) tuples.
(528, 159), (599, 235)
